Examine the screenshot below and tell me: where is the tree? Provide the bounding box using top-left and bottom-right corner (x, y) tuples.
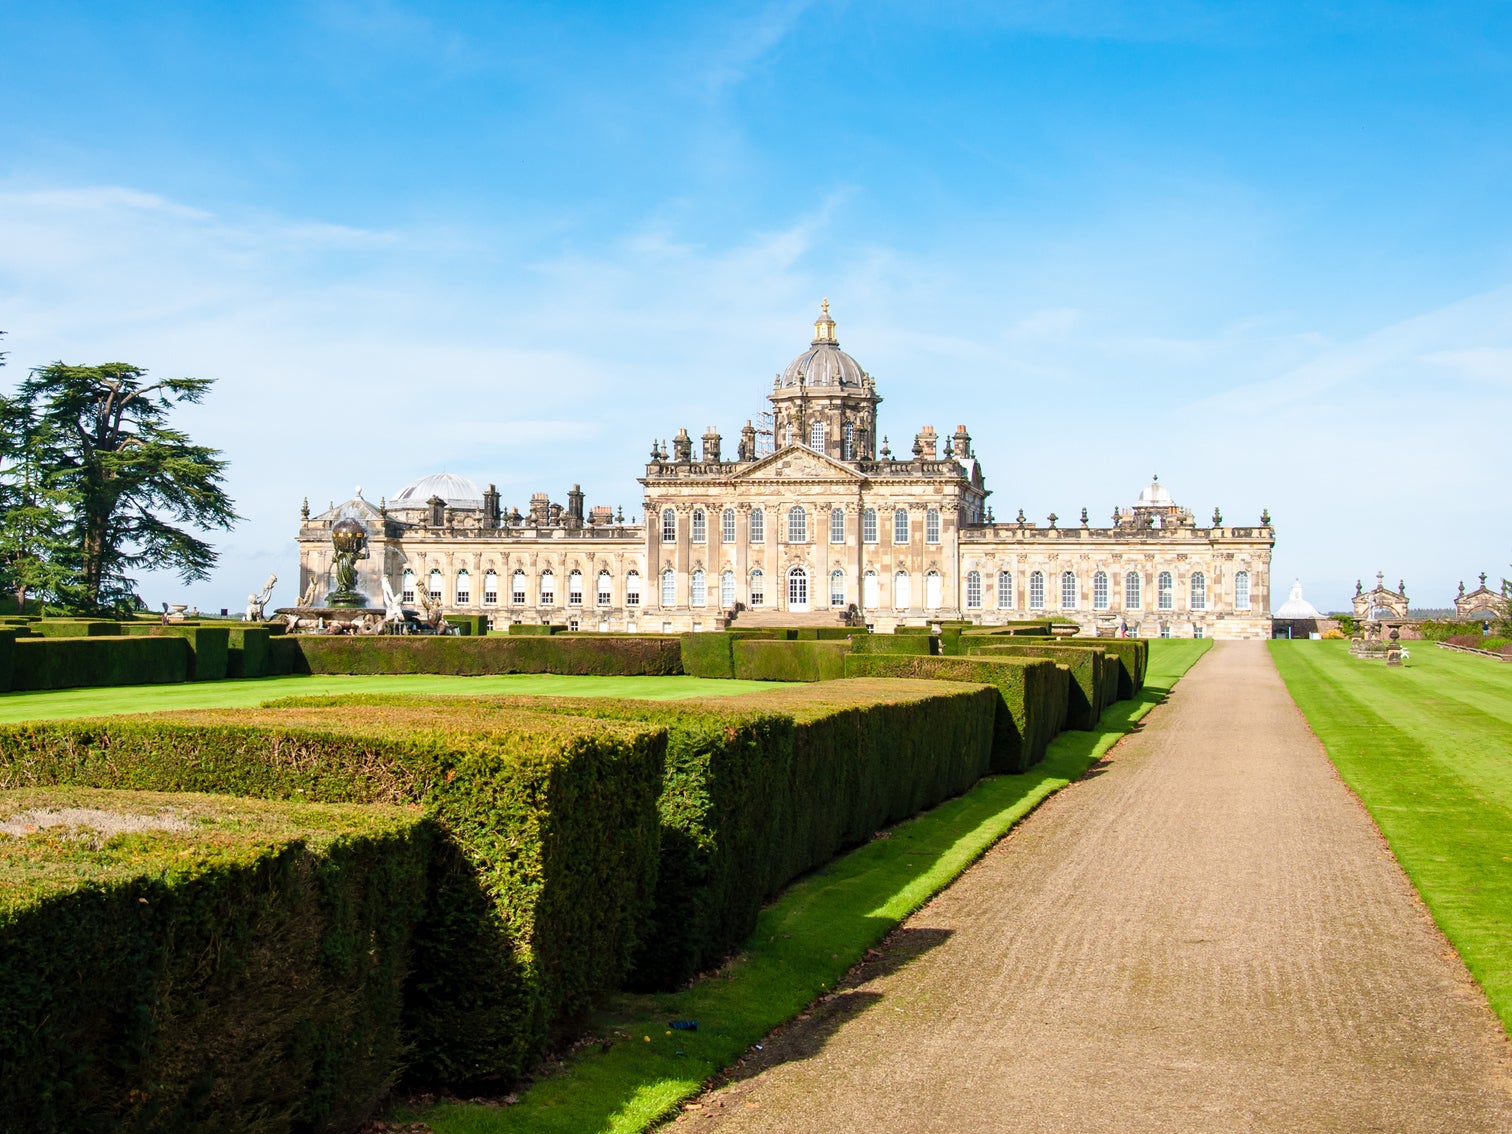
(16, 363), (238, 612)
(0, 393), (71, 612)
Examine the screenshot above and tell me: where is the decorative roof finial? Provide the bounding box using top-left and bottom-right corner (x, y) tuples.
(813, 298), (836, 344)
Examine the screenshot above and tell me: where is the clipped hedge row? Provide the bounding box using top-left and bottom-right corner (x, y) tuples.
(732, 639), (849, 682)
(848, 632), (935, 656)
(0, 707), (665, 1087)
(679, 631), (738, 679)
(9, 636), (190, 692)
(0, 787), (432, 1133)
(227, 625), (274, 679)
(117, 624), (230, 681)
(967, 643), (1114, 730)
(31, 620), (123, 638)
(843, 653), (1068, 772)
(1062, 636), (1148, 698)
(270, 634), (682, 677)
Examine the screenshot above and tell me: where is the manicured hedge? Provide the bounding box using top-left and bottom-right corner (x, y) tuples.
(792, 627), (856, 640)
(733, 639), (849, 682)
(848, 632), (936, 656)
(0, 787), (431, 1132)
(967, 643), (1114, 730)
(0, 707), (665, 1087)
(1061, 636), (1147, 698)
(0, 629), (15, 692)
(680, 631), (737, 679)
(273, 678), (996, 991)
(506, 623), (565, 636)
(227, 625), (273, 678)
(118, 624), (230, 681)
(444, 614), (490, 636)
(271, 634), (683, 677)
(843, 654), (1068, 773)
(32, 620), (122, 638)
(10, 636), (190, 692)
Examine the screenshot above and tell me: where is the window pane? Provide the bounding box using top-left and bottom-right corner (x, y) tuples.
(691, 569), (706, 606)
(661, 570), (676, 606)
(863, 509), (877, 543)
(722, 508), (735, 542)
(1093, 571), (1108, 610)
(691, 509), (706, 543)
(830, 507), (845, 543)
(926, 509), (940, 543)
(721, 570), (735, 606)
(597, 571), (612, 605)
(483, 571), (498, 605)
(996, 570), (1012, 609)
(1061, 571), (1077, 610)
(830, 570), (845, 606)
(1191, 572), (1206, 610)
(966, 570), (982, 609)
(661, 509), (676, 542)
(787, 506), (807, 543)
(626, 571), (641, 606)
(750, 508), (765, 542)
(1029, 571), (1045, 609)
(893, 509), (909, 543)
(1158, 571), (1173, 610)
(1236, 571), (1251, 610)
(568, 571), (583, 605)
(809, 421), (825, 449)
(1125, 571), (1141, 609)
(750, 569), (764, 605)
(512, 570), (526, 605)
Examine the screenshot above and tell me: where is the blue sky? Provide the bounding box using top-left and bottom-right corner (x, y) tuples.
(2, 1), (1509, 614)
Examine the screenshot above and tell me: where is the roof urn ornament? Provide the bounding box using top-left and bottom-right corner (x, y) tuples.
(1080, 507), (1089, 527)
(1459, 580), (1467, 597)
(1047, 512), (1058, 529)
(1261, 507), (1272, 526)
(300, 497), (310, 520)
(1016, 508), (1026, 525)
(1481, 571), (1489, 587)
(1212, 506), (1223, 526)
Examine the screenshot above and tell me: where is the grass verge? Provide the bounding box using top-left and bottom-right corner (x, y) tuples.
(1269, 639), (1512, 1034)
(404, 638), (1211, 1133)
(0, 673), (786, 723)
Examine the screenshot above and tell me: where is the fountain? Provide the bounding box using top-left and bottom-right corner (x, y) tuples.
(275, 518), (390, 634)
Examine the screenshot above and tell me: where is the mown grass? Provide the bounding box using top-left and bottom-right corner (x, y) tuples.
(1270, 639), (1512, 1034)
(405, 638), (1212, 1134)
(0, 673), (785, 723)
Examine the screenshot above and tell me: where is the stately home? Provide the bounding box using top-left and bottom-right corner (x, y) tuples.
(297, 303), (1275, 638)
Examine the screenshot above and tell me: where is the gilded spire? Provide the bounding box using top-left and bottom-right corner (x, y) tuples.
(812, 297), (836, 344)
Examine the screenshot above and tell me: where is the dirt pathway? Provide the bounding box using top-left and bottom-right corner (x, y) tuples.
(674, 641), (1512, 1132)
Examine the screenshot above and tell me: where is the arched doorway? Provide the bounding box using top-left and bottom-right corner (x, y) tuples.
(788, 566), (809, 612)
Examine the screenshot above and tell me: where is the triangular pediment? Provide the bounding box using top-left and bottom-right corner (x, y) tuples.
(732, 444), (865, 484)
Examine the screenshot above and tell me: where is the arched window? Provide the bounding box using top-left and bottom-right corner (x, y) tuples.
(893, 508), (909, 544)
(401, 569), (416, 603)
(750, 508), (765, 543)
(1158, 571), (1174, 610)
(1235, 570), (1251, 610)
(784, 422), (793, 446)
(997, 570), (1013, 609)
(539, 570), (555, 605)
(1125, 571), (1141, 609)
(788, 567), (808, 608)
(926, 509), (941, 543)
(842, 421), (854, 459)
(482, 570), (499, 605)
(1029, 571), (1045, 609)
(1191, 571), (1206, 610)
(830, 507), (845, 543)
(661, 508), (676, 543)
(787, 506), (808, 543)
(863, 570), (879, 608)
(720, 569), (735, 607)
(1093, 571), (1109, 610)
(926, 571), (942, 609)
(966, 570), (982, 609)
(597, 570), (612, 606)
(512, 570), (527, 606)
(660, 569), (676, 606)
(750, 569), (765, 606)
(428, 569), (443, 602)
(567, 570), (583, 606)
(455, 569), (471, 605)
(862, 508), (878, 543)
(690, 569), (707, 607)
(809, 421), (825, 449)
(1061, 571), (1077, 610)
(830, 570), (845, 606)
(721, 508), (735, 543)
(625, 570), (641, 607)
(691, 509), (706, 543)
(894, 571), (911, 610)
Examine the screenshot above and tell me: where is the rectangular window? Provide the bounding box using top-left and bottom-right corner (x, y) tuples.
(456, 582), (470, 604)
(830, 571), (845, 606)
(1029, 572), (1045, 609)
(1061, 572), (1077, 610)
(597, 574), (612, 605)
(966, 571), (982, 609)
(1158, 572), (1174, 610)
(1235, 571), (1251, 610)
(997, 570), (1012, 609)
(482, 578), (498, 605)
(863, 509), (878, 543)
(512, 574), (527, 605)
(1093, 572), (1109, 610)
(661, 509), (675, 543)
(722, 509), (735, 543)
(750, 508), (765, 542)
(893, 509), (909, 544)
(539, 575), (555, 605)
(691, 510), (706, 543)
(926, 509), (940, 543)
(626, 574), (641, 606)
(750, 572), (764, 606)
(1193, 624), (1204, 639)
(830, 508), (845, 543)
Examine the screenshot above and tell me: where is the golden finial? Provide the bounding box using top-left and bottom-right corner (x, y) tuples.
(821, 297), (830, 317)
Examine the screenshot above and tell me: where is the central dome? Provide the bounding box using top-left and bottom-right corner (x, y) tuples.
(1136, 475), (1174, 508)
(391, 472), (483, 509)
(777, 299), (869, 389)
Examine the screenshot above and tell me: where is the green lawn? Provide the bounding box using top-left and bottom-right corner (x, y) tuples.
(405, 639), (1212, 1134)
(1270, 639), (1512, 1034)
(0, 673), (786, 723)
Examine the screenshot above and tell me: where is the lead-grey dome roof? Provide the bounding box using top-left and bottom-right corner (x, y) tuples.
(391, 472), (483, 509)
(777, 300), (869, 389)
(1274, 579), (1323, 619)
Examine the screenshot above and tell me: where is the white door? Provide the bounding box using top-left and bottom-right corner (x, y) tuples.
(863, 571), (879, 609)
(925, 572), (942, 609)
(788, 567), (809, 612)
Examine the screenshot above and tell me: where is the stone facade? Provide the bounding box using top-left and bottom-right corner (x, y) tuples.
(1353, 572), (1410, 620)
(297, 304), (1275, 639)
(1455, 574), (1508, 622)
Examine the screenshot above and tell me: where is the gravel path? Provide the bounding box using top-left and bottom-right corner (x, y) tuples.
(674, 641), (1512, 1133)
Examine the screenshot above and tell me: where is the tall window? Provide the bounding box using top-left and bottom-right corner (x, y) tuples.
(893, 508), (909, 544)
(661, 508), (676, 543)
(512, 570), (527, 606)
(784, 422), (793, 446)
(750, 508), (765, 542)
(787, 506), (808, 543)
(691, 509), (706, 543)
(690, 569), (706, 606)
(1235, 570), (1251, 610)
(1125, 571), (1141, 609)
(894, 571), (911, 609)
(830, 507), (845, 543)
(788, 567), (808, 607)
(1158, 571), (1174, 610)
(842, 422), (854, 459)
(720, 570), (735, 607)
(862, 508), (878, 543)
(925, 571), (942, 609)
(568, 570), (583, 606)
(625, 570), (641, 607)
(830, 570), (845, 606)
(997, 569), (1013, 609)
(750, 569), (765, 606)
(597, 570), (612, 606)
(539, 570), (555, 605)
(1061, 571), (1077, 610)
(1093, 571), (1109, 610)
(660, 569), (676, 606)
(809, 421), (825, 449)
(1029, 571), (1045, 609)
(1191, 571), (1207, 610)
(721, 508), (736, 543)
(401, 569), (416, 603)
(428, 569), (443, 601)
(482, 570), (498, 605)
(455, 569), (471, 605)
(965, 570), (982, 609)
(863, 570), (879, 608)
(926, 509), (941, 543)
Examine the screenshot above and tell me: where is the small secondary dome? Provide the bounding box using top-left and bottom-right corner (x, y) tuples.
(1274, 579), (1323, 620)
(1136, 475), (1174, 508)
(391, 472), (483, 509)
(777, 299), (869, 389)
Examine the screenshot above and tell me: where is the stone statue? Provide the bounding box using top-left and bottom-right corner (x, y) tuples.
(381, 576), (406, 630)
(328, 518), (369, 608)
(244, 573), (277, 622)
(299, 578), (321, 607)
(412, 576), (447, 633)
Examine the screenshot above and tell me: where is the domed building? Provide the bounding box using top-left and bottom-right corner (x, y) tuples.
(296, 302), (1275, 637)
